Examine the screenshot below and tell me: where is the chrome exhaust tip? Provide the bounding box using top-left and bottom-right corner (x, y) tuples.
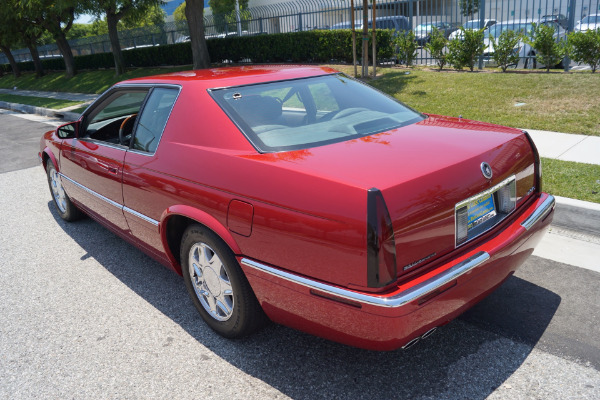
(402, 327), (438, 350)
(421, 327), (437, 340)
(401, 337), (420, 350)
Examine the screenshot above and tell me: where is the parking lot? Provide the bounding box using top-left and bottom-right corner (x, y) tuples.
(1, 110), (599, 399)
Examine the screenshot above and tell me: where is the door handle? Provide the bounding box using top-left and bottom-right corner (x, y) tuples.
(98, 161), (120, 175)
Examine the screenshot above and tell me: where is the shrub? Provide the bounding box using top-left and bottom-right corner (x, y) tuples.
(425, 27), (448, 71)
(526, 23), (566, 72)
(208, 30), (393, 64)
(393, 30), (418, 67)
(1, 30), (395, 73)
(491, 29), (522, 72)
(567, 28), (600, 73)
(447, 27), (485, 71)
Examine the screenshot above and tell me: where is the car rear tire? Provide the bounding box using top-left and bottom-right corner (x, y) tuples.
(46, 161), (83, 222)
(181, 224), (267, 338)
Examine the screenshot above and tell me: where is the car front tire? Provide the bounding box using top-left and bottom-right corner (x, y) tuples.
(46, 161), (83, 221)
(181, 224), (267, 338)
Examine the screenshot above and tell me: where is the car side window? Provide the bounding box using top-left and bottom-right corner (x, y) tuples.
(131, 87), (179, 153)
(84, 91), (149, 145)
(376, 20), (394, 30)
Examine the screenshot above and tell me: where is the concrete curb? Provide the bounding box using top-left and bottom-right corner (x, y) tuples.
(0, 101), (81, 122)
(554, 196), (600, 237)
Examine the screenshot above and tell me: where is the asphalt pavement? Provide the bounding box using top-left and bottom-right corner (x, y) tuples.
(1, 110), (599, 399)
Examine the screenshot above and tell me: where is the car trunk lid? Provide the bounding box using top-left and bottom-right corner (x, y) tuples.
(249, 115), (535, 282)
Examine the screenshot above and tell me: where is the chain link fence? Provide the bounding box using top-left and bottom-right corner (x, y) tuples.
(1, 0), (599, 67)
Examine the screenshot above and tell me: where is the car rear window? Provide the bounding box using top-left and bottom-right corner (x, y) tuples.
(209, 74), (423, 153)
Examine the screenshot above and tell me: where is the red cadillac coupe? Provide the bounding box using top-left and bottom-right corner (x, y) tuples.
(39, 66), (555, 350)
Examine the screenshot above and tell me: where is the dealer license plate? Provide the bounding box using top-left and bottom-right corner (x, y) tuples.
(467, 193), (497, 230)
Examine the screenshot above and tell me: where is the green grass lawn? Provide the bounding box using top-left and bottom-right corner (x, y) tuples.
(0, 93), (82, 109)
(542, 158), (600, 203)
(333, 65), (600, 136)
(0, 66), (191, 94)
(2, 64), (599, 203)
(3, 65), (599, 135)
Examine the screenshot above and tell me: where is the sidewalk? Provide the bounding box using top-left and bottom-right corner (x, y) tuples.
(527, 129), (600, 166)
(0, 89), (598, 166)
(0, 88), (98, 102)
(0, 88), (98, 121)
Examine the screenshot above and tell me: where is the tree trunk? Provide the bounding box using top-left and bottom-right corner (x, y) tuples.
(372, 0), (376, 78)
(186, 0), (211, 69)
(361, 0), (368, 77)
(106, 12), (125, 76)
(0, 45), (20, 78)
(54, 33), (76, 77)
(26, 38), (44, 78)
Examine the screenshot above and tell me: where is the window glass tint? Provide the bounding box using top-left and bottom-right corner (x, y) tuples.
(308, 82), (339, 112)
(262, 87), (306, 110)
(84, 90), (148, 144)
(415, 24), (432, 31)
(211, 74), (423, 153)
(90, 92), (147, 124)
(372, 19), (394, 29)
(132, 88), (178, 153)
(582, 16), (600, 23)
(486, 22), (534, 38)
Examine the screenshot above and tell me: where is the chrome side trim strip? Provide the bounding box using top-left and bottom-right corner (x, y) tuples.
(521, 194), (555, 230)
(123, 206), (159, 226)
(58, 173), (159, 226)
(59, 173), (122, 210)
(241, 251), (490, 308)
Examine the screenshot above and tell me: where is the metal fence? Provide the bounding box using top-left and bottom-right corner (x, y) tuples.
(1, 0), (599, 67)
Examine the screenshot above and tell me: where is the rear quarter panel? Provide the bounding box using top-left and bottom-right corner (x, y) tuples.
(122, 86), (369, 287)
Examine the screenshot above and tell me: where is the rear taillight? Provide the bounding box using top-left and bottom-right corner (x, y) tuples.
(367, 188), (397, 288)
(523, 130), (542, 192)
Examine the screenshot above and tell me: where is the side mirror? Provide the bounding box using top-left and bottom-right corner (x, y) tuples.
(57, 122), (77, 139)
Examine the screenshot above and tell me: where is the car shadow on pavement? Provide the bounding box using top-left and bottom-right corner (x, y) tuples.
(49, 202), (561, 399)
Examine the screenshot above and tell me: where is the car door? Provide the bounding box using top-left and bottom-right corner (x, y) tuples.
(121, 86), (180, 256)
(59, 88), (150, 232)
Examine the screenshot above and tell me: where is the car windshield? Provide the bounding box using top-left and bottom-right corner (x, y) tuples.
(485, 22), (533, 38)
(581, 15), (600, 24)
(210, 74), (423, 153)
(464, 20), (481, 29)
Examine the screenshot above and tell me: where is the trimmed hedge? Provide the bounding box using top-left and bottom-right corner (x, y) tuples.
(209, 30), (394, 63)
(1, 30), (394, 74)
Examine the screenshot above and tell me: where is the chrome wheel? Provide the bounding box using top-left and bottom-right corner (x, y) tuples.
(50, 168), (67, 213)
(188, 242), (234, 321)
